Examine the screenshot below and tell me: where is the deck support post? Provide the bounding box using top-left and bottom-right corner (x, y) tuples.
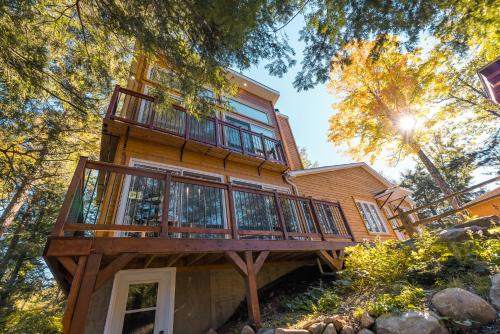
(62, 256), (87, 333)
(68, 252), (102, 334)
(225, 250), (269, 329)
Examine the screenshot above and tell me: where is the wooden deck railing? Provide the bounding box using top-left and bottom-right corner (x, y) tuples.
(390, 176), (500, 236)
(105, 85), (287, 165)
(51, 158), (353, 241)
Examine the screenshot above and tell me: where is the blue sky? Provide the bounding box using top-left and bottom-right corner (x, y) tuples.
(240, 16), (414, 183)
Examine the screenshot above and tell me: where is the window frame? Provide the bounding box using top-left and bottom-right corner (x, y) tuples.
(223, 113), (276, 138)
(354, 199), (390, 235)
(228, 176), (291, 193)
(104, 267), (176, 334)
(225, 97), (271, 125)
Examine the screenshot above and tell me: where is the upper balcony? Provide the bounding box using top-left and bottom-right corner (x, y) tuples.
(103, 86), (288, 171)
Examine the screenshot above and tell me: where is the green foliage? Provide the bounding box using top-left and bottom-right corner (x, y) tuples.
(280, 285), (340, 314)
(293, 0), (499, 91)
(365, 286), (425, 316)
(343, 240), (411, 289)
(2, 309), (62, 334)
(340, 230), (499, 316)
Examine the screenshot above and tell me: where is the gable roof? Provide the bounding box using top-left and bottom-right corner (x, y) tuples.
(288, 162), (409, 191)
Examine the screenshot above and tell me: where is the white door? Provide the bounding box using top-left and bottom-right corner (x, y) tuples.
(104, 268), (176, 334)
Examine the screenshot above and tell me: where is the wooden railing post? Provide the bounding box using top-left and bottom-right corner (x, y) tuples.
(274, 191), (288, 240)
(185, 114), (191, 140)
(160, 173), (172, 237)
(215, 117), (220, 147)
(309, 197), (326, 241)
(227, 184), (239, 239)
(148, 104), (156, 129)
(105, 85), (120, 119)
(239, 128), (245, 153)
(260, 134), (268, 160)
(52, 157), (88, 237)
(336, 202), (354, 240)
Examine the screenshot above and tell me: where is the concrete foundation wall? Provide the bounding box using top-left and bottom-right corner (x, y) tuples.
(83, 261), (306, 334)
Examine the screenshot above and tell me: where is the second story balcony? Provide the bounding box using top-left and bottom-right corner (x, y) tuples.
(51, 158), (353, 245)
(104, 86), (288, 170)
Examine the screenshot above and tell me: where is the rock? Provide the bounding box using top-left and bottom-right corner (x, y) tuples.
(242, 325), (256, 334)
(325, 315), (347, 331)
(490, 272), (500, 310)
(339, 326), (355, 334)
(257, 329), (275, 334)
(274, 329), (310, 334)
(431, 287), (496, 327)
(308, 322), (326, 334)
(300, 318), (322, 329)
(205, 329), (218, 334)
(456, 215), (499, 229)
(359, 311), (375, 328)
(439, 228), (469, 241)
(275, 329), (310, 334)
(376, 311), (448, 334)
(357, 330), (375, 334)
(323, 323), (337, 334)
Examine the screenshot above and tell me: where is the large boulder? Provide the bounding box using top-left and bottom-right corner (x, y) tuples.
(322, 323), (337, 334)
(490, 273), (500, 310)
(339, 326), (354, 334)
(376, 311), (448, 334)
(324, 315), (347, 331)
(359, 311), (375, 328)
(274, 329), (309, 334)
(308, 322), (326, 334)
(357, 330), (375, 334)
(431, 287), (496, 327)
(242, 325), (256, 334)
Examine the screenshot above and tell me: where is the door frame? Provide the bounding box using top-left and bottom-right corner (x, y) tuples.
(104, 267), (176, 334)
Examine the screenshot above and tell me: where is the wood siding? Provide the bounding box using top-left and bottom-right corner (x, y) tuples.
(276, 114), (303, 171)
(291, 167), (401, 241)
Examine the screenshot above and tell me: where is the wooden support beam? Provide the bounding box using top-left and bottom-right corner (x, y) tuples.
(204, 253), (224, 265)
(253, 251), (269, 274)
(224, 251), (247, 276)
(317, 250), (342, 271)
(186, 253), (207, 266)
(62, 256), (87, 333)
(58, 257), (77, 277)
(69, 252), (102, 334)
(244, 251), (261, 328)
(144, 255), (157, 268)
(94, 253), (136, 291)
(166, 253), (184, 267)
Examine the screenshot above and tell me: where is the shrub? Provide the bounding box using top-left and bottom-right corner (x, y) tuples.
(365, 286), (425, 316)
(343, 240), (411, 289)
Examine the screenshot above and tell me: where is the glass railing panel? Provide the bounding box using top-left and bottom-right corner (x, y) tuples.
(188, 116), (217, 145)
(168, 181), (226, 239)
(233, 190), (281, 239)
(153, 106), (186, 135)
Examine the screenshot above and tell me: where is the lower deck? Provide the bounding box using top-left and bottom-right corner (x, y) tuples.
(45, 237), (353, 334)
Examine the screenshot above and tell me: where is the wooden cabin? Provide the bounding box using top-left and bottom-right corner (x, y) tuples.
(43, 57), (413, 334)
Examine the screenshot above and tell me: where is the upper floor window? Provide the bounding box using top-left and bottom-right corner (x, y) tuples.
(225, 116), (275, 138)
(355, 200), (388, 234)
(227, 99), (270, 124)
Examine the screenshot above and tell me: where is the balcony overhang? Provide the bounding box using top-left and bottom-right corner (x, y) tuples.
(103, 117), (288, 172)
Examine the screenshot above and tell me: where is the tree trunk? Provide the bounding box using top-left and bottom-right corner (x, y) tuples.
(0, 178), (32, 237)
(415, 147), (461, 209)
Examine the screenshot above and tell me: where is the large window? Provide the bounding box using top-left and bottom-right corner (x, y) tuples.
(227, 98), (270, 124)
(355, 200), (389, 234)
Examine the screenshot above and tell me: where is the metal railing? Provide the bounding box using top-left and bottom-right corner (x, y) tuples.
(105, 86), (287, 164)
(52, 158), (353, 241)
